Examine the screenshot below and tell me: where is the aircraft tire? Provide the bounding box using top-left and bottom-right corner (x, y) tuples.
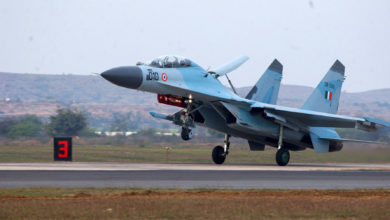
(276, 148), (290, 166)
(181, 127), (192, 141)
(212, 146), (226, 164)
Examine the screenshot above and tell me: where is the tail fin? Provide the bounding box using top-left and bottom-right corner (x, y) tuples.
(245, 59), (282, 104)
(301, 60), (345, 114)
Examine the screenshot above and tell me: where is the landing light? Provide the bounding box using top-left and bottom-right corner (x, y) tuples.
(188, 94), (193, 103)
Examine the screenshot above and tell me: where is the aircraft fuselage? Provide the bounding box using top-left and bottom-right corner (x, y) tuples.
(101, 64), (313, 151)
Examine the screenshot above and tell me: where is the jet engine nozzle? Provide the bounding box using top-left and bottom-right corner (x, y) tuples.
(101, 66), (143, 89)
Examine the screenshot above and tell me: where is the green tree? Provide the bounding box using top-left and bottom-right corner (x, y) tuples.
(0, 115), (43, 138)
(6, 115), (43, 138)
(109, 114), (129, 133)
(46, 108), (87, 137)
(108, 112), (139, 132)
(0, 118), (18, 136)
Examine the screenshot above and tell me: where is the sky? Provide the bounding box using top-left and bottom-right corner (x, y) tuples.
(0, 0), (389, 92)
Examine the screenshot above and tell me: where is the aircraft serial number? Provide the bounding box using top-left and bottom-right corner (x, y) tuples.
(146, 69), (159, 81)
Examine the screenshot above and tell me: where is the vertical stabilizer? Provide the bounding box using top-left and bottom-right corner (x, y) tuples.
(245, 59), (283, 104)
(301, 60), (345, 114)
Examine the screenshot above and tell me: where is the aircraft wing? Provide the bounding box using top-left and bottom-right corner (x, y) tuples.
(157, 79), (389, 131)
(318, 137), (383, 144)
(250, 102), (389, 130)
(208, 56), (249, 77)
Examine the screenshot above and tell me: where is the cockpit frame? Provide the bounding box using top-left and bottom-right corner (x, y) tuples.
(146, 55), (192, 68)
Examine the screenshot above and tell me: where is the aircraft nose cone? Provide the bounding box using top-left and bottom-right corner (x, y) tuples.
(101, 66), (143, 89)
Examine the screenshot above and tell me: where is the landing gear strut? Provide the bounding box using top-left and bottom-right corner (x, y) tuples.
(276, 125), (290, 166)
(212, 134), (230, 164)
(180, 96), (194, 141)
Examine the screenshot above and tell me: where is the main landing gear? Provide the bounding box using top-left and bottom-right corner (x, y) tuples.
(276, 125), (290, 166)
(212, 134), (230, 164)
(276, 148), (290, 166)
(211, 126), (291, 166)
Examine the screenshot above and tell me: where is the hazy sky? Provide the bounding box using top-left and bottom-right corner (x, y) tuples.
(1, 0), (389, 92)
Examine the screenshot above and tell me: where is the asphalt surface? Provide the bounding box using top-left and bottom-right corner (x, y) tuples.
(1, 163), (390, 189)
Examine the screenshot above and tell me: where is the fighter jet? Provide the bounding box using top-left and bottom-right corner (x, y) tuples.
(101, 55), (390, 166)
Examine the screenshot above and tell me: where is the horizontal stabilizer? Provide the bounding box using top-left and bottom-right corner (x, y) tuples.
(209, 56), (249, 77)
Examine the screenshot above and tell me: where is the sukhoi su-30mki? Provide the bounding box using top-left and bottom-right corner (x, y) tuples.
(101, 55), (390, 166)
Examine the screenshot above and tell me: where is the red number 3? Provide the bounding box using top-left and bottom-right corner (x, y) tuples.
(58, 140), (68, 158)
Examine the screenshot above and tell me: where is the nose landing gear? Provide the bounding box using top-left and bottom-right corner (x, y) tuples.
(180, 98), (195, 141)
(181, 127), (192, 141)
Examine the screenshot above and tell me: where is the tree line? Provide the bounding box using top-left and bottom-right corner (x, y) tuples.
(0, 108), (89, 138)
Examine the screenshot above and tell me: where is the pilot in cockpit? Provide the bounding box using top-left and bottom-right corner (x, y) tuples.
(145, 55), (192, 68)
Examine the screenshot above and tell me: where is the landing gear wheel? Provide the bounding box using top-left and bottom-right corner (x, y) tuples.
(276, 148), (290, 166)
(212, 146), (226, 164)
(181, 127), (192, 141)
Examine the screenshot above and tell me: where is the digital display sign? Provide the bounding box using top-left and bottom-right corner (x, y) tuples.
(54, 137), (72, 161)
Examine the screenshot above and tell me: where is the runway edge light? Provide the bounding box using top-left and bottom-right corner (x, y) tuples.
(53, 137), (72, 161)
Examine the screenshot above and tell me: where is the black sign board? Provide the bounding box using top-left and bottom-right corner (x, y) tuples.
(54, 137), (72, 161)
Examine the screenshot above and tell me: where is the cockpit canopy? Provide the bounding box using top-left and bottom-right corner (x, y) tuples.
(146, 55), (192, 68)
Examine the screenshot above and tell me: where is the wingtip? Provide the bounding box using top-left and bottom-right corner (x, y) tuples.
(330, 60), (345, 75)
(269, 59), (283, 74)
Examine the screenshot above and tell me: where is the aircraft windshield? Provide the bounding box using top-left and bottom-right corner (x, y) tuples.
(146, 55), (192, 68)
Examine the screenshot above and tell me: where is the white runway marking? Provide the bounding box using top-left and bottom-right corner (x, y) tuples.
(0, 162), (389, 171)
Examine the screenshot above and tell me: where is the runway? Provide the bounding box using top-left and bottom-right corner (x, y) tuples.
(1, 163), (390, 189)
